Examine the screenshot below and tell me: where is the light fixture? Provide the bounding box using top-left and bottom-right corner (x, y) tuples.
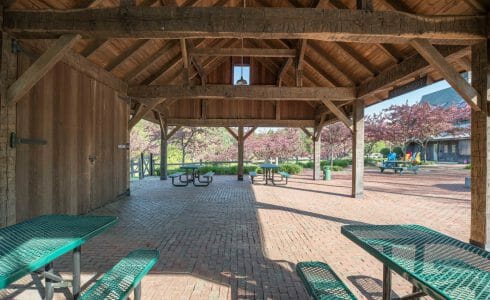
(235, 0), (248, 86)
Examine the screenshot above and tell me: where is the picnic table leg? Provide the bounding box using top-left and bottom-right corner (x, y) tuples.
(73, 246), (81, 300)
(134, 283), (142, 300)
(44, 262), (54, 300)
(383, 264), (392, 300)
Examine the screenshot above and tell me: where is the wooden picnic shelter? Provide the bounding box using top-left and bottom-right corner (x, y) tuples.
(0, 0), (489, 250)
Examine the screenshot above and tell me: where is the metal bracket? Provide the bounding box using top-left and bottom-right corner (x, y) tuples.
(118, 143), (130, 149)
(10, 132), (47, 148)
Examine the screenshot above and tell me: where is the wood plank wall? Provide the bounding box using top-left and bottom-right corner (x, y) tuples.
(166, 58), (315, 120)
(15, 53), (129, 222)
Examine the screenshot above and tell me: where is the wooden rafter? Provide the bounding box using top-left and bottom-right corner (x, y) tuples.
(180, 38), (190, 84)
(124, 40), (178, 82)
(225, 127), (238, 140)
(335, 42), (378, 76)
(358, 45), (469, 98)
(410, 39), (480, 111)
(277, 58), (293, 87)
(129, 85), (356, 101)
(378, 44), (404, 63)
(321, 99), (353, 131)
(129, 99), (167, 130)
(105, 39), (150, 72)
(5, 8), (485, 44)
(187, 40), (206, 85)
(7, 34), (80, 105)
(301, 127), (313, 138)
(308, 41), (357, 86)
(243, 127), (256, 140)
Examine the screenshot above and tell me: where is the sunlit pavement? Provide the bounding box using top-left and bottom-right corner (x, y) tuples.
(2, 165), (471, 299)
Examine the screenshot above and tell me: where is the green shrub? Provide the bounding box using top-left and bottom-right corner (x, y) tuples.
(297, 161), (313, 168)
(279, 163), (303, 175)
(393, 146), (404, 157)
(331, 165), (344, 171)
(380, 147), (390, 158)
(464, 164), (471, 170)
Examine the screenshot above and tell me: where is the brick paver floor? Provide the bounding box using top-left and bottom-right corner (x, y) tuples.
(1, 165), (471, 299)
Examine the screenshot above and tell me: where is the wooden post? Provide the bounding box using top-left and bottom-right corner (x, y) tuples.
(149, 153), (154, 176)
(352, 99), (365, 199)
(238, 126), (244, 181)
(470, 41), (489, 249)
(0, 33), (18, 227)
(159, 118), (168, 180)
(313, 129), (322, 180)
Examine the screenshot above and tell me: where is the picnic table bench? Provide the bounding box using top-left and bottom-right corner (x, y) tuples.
(342, 224), (490, 300)
(296, 261), (356, 300)
(80, 249), (159, 300)
(169, 171), (188, 186)
(276, 171), (290, 185)
(0, 215), (117, 300)
(249, 171), (258, 183)
(193, 171), (215, 187)
(379, 160), (419, 175)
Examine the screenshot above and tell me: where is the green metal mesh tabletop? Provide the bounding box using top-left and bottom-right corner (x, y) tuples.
(0, 214), (117, 289)
(341, 224), (490, 300)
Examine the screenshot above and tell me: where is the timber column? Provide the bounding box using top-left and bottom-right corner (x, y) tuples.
(237, 127), (244, 181)
(470, 41), (490, 249)
(160, 122), (168, 180)
(0, 33), (17, 227)
(352, 99), (365, 199)
(313, 128), (322, 180)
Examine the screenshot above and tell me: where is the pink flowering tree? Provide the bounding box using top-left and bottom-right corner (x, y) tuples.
(320, 122), (352, 167)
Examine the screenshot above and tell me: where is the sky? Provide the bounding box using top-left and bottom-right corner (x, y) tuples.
(365, 80), (451, 115)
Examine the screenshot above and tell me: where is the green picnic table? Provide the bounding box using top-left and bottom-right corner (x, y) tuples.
(259, 163), (280, 185)
(380, 160), (419, 175)
(180, 164), (201, 183)
(0, 214), (117, 300)
(341, 224), (490, 300)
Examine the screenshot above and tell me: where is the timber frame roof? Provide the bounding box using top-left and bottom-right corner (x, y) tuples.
(2, 0), (488, 128)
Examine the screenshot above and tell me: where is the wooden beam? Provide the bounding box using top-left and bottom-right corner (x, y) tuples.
(128, 85), (356, 101)
(129, 99), (166, 130)
(277, 58), (293, 87)
(321, 99), (353, 131)
(296, 39), (307, 87)
(243, 127), (256, 140)
(358, 45), (469, 98)
(80, 39), (107, 57)
(462, 0), (487, 13)
(225, 127), (239, 140)
(457, 56), (472, 71)
(187, 40), (206, 85)
(356, 0), (373, 10)
(20, 41), (128, 94)
(410, 39), (480, 111)
(167, 118), (315, 127)
(180, 38), (190, 85)
(166, 126), (181, 139)
(7, 34), (80, 105)
(469, 40), (489, 249)
(351, 99), (364, 199)
(190, 47), (296, 58)
(301, 127), (313, 138)
(237, 126), (244, 181)
(0, 32), (18, 227)
(5, 8), (485, 44)
(312, 127), (322, 180)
